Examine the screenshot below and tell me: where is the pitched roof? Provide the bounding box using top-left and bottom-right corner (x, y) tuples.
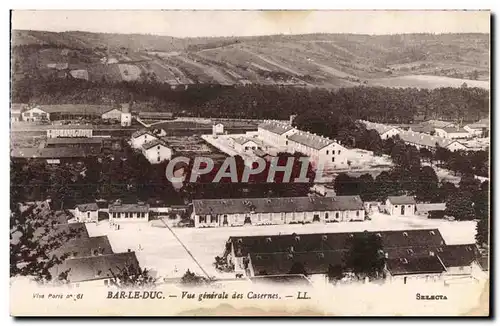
(76, 203), (99, 212)
(478, 255), (489, 271)
(360, 120), (399, 135)
(250, 274), (313, 286)
(436, 127), (469, 134)
(258, 121), (294, 135)
(109, 202), (149, 213)
(288, 131), (336, 150)
(386, 256), (446, 275)
(50, 252), (140, 283)
(50, 235), (113, 259)
(138, 111), (174, 119)
(398, 130), (454, 148)
(47, 124), (94, 130)
(421, 120), (456, 128)
(131, 129), (156, 139)
(46, 138), (104, 146)
(193, 196), (364, 216)
(436, 244), (481, 268)
(229, 228), (445, 258)
(416, 203), (446, 212)
(232, 136), (266, 147)
(37, 104), (113, 115)
(142, 138), (170, 151)
(11, 147), (88, 159)
(387, 196), (416, 205)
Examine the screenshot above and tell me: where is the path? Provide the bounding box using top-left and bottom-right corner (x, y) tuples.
(159, 218), (211, 279)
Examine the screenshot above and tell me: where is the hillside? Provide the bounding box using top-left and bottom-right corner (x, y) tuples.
(11, 30), (490, 89)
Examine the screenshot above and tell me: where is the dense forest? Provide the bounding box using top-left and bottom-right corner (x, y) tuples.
(12, 77), (489, 123)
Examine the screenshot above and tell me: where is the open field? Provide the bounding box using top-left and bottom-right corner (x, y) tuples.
(368, 75), (489, 89)
(118, 64), (142, 81)
(85, 212), (477, 281)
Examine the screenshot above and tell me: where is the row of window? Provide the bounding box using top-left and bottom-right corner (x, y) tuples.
(112, 212), (147, 218)
(198, 211), (362, 223)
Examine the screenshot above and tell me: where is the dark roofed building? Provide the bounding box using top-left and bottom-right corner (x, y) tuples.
(38, 104), (113, 120)
(192, 196), (365, 227)
(50, 235), (113, 259)
(109, 200), (150, 223)
(50, 252), (140, 284)
(11, 147), (90, 164)
(386, 256), (446, 277)
(258, 121), (294, 135)
(138, 111), (174, 120)
(45, 137), (104, 148)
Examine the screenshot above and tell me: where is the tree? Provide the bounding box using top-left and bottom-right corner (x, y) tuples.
(475, 218), (489, 248)
(109, 264), (157, 288)
(180, 269), (211, 286)
(344, 232), (386, 280)
(445, 192), (475, 221)
(415, 166), (439, 202)
(10, 204), (79, 283)
(327, 264), (344, 284)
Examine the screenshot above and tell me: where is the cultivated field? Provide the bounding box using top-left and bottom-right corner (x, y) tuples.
(368, 75), (490, 89)
(118, 63), (142, 81)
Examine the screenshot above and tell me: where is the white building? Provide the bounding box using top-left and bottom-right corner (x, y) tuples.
(257, 120), (298, 150)
(397, 130), (468, 152)
(359, 120), (401, 140)
(74, 203), (99, 223)
(230, 136), (268, 153)
(212, 123), (224, 135)
(120, 103), (132, 127)
(47, 126), (93, 138)
(434, 127), (471, 139)
(437, 244), (483, 277)
(192, 196), (365, 228)
(109, 200), (150, 223)
(130, 130), (158, 149)
(101, 108), (122, 122)
(287, 131), (348, 169)
(141, 139), (173, 164)
(21, 107), (50, 122)
(385, 196), (416, 216)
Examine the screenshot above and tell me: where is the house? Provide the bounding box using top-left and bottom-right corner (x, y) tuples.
(287, 131), (348, 169)
(47, 125), (93, 138)
(360, 120), (401, 139)
(397, 130), (468, 152)
(434, 127), (471, 139)
(138, 111), (175, 120)
(74, 203), (100, 223)
(231, 137), (268, 153)
(109, 200), (150, 223)
(385, 196), (416, 216)
(21, 107), (50, 122)
(120, 103), (132, 127)
(192, 196), (365, 228)
(49, 252), (140, 286)
(141, 139), (173, 164)
(257, 120), (298, 149)
(224, 228), (447, 280)
(464, 118), (489, 137)
(37, 104), (113, 121)
(101, 108), (123, 122)
(11, 147), (88, 164)
(416, 203), (446, 218)
(385, 256), (446, 284)
(212, 123), (224, 135)
(131, 130), (158, 149)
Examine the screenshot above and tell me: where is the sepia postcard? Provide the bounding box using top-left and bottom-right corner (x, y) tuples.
(9, 9), (490, 317)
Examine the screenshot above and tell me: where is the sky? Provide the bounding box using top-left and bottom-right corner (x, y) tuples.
(12, 10), (490, 38)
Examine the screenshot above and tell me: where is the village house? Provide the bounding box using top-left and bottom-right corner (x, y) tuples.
(21, 107), (50, 122)
(192, 196), (365, 228)
(436, 244), (483, 277)
(130, 129), (158, 149)
(11, 147), (88, 164)
(109, 200), (150, 223)
(434, 127), (471, 139)
(230, 136), (268, 153)
(257, 120), (298, 150)
(384, 256), (446, 284)
(212, 123), (224, 135)
(47, 125), (94, 138)
(385, 196), (416, 216)
(101, 107), (123, 122)
(397, 130), (468, 152)
(359, 120), (401, 139)
(141, 139), (173, 164)
(50, 235), (114, 259)
(73, 203), (100, 223)
(287, 131), (348, 169)
(415, 203), (446, 218)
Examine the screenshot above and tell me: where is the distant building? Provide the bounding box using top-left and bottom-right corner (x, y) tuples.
(397, 130), (468, 152)
(37, 104), (114, 121)
(141, 139), (173, 164)
(74, 203), (100, 223)
(385, 196), (416, 216)
(420, 120), (456, 129)
(45, 137), (104, 151)
(109, 200), (150, 223)
(192, 196), (365, 228)
(416, 203), (446, 218)
(11, 103), (27, 122)
(212, 123), (224, 135)
(47, 125), (93, 138)
(21, 107), (50, 122)
(385, 256), (446, 284)
(50, 235), (113, 259)
(230, 136), (268, 153)
(434, 127), (471, 139)
(437, 244), (483, 276)
(101, 108), (123, 122)
(130, 130), (158, 149)
(287, 131), (348, 169)
(257, 120), (298, 149)
(359, 120), (401, 139)
(120, 103), (132, 127)
(11, 147), (88, 164)
(138, 111), (175, 120)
